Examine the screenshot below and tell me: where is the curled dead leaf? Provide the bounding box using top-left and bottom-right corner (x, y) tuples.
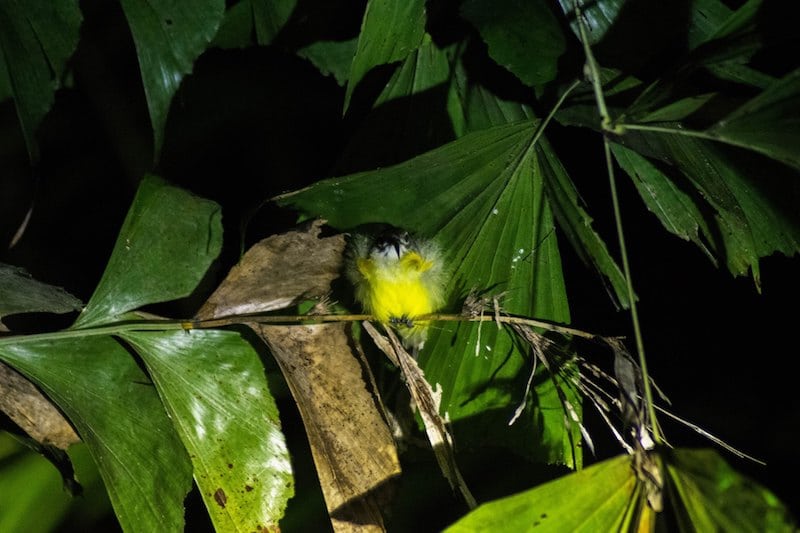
(197, 219), (346, 319)
(0, 361), (80, 449)
(364, 323), (476, 510)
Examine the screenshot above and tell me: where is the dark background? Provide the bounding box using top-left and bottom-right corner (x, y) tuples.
(1, 0), (798, 529)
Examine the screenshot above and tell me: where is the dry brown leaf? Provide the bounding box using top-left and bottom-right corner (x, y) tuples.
(213, 220), (399, 531)
(197, 219), (346, 320)
(364, 322), (477, 510)
(0, 361), (80, 449)
(256, 322), (400, 533)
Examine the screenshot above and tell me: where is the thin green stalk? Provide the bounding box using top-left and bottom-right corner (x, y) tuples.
(603, 137), (661, 443)
(0, 320), (186, 346)
(0, 312), (595, 347)
(534, 78), (582, 147)
(616, 122), (718, 141)
(574, 0), (662, 443)
(515, 78), (583, 168)
(574, 3), (611, 128)
(0, 315), (366, 347)
(619, 122), (776, 158)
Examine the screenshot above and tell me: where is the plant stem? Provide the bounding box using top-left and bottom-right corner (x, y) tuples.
(0, 320), (186, 345)
(603, 137), (661, 443)
(615, 122), (717, 141)
(574, 3), (611, 128)
(573, 0), (662, 443)
(534, 78), (582, 148)
(0, 312), (597, 346)
(516, 78), (583, 174)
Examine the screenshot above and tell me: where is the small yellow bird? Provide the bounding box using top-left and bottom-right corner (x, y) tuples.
(346, 230), (446, 349)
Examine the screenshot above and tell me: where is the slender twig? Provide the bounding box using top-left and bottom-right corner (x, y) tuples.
(0, 312), (597, 346)
(0, 314), (368, 346)
(1, 306), (760, 464)
(426, 313), (599, 339)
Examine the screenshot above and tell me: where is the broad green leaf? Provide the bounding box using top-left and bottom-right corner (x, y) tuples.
(64, 442), (117, 530)
(277, 122), (537, 232)
(688, 0), (769, 90)
(620, 1), (775, 120)
(641, 69), (770, 126)
(556, 0), (626, 46)
(562, 81), (799, 287)
(421, 132), (579, 467)
(447, 449), (797, 532)
(637, 93), (716, 123)
(0, 336), (193, 533)
(449, 55), (534, 136)
(686, 0), (734, 48)
(703, 62), (774, 90)
(704, 0), (759, 43)
(0, 46), (8, 102)
(0, 0), (82, 160)
(0, 433), (16, 460)
(445, 455), (641, 532)
(706, 68), (800, 170)
(373, 34), (450, 107)
(0, 437), (112, 532)
(658, 136), (765, 276)
(338, 35), (456, 170)
(213, 0), (297, 49)
(0, 263), (82, 329)
(538, 137), (630, 308)
(122, 329), (293, 532)
(666, 449), (795, 532)
(616, 130), (800, 286)
(610, 143), (714, 261)
(0, 435), (74, 532)
(461, 0), (565, 87)
(120, 0), (225, 159)
(558, 0), (735, 49)
(297, 38), (358, 86)
(278, 122), (583, 465)
(563, 0), (769, 113)
(74, 175), (222, 328)
(344, 0), (426, 111)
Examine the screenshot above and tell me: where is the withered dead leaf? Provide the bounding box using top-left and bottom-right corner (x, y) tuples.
(205, 220), (399, 531)
(256, 323), (400, 533)
(197, 219), (346, 320)
(364, 323), (477, 510)
(0, 361), (79, 449)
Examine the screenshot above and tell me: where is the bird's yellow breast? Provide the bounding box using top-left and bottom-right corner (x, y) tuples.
(357, 251), (438, 324)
